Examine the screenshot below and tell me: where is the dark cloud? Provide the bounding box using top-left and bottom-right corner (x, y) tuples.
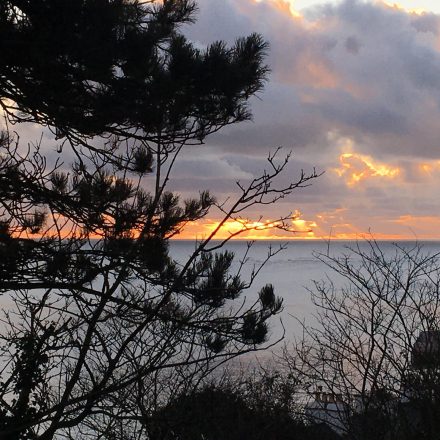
(345, 36), (361, 54)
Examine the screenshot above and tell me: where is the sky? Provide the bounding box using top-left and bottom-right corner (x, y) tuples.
(9, 0), (440, 241)
(167, 0), (440, 240)
(295, 0), (440, 13)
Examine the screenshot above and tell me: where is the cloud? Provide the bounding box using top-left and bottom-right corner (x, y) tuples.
(178, 0), (440, 238)
(190, 0), (440, 159)
(6, 0), (440, 239)
(333, 152), (400, 186)
(178, 210), (318, 240)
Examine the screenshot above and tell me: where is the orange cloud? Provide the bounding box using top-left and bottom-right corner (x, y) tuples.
(253, 0), (302, 19)
(176, 206), (440, 241)
(418, 161), (440, 176)
(334, 152), (400, 186)
(381, 1), (427, 15)
(297, 56), (339, 89)
(383, 215), (440, 239)
(311, 209), (364, 239)
(392, 215), (440, 227)
(174, 210), (440, 241)
(314, 211), (440, 241)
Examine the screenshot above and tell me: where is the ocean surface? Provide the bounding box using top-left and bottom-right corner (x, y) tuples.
(169, 240), (440, 345)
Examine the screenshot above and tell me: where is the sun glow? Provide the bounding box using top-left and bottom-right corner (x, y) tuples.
(253, 0), (302, 18)
(419, 161), (440, 176)
(177, 211), (318, 240)
(334, 152), (400, 186)
(381, 1), (427, 15)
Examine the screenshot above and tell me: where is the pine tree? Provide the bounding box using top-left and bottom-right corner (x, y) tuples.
(0, 1), (317, 438)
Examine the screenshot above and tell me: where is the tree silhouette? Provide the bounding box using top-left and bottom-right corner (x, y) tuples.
(286, 241), (440, 439)
(0, 1), (318, 439)
(145, 370), (339, 440)
(0, 0), (267, 146)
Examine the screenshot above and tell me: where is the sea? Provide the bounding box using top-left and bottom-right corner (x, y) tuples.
(169, 240), (440, 349)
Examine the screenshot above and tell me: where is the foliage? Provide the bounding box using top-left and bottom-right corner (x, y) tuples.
(286, 240), (440, 439)
(146, 369), (339, 440)
(0, 1), (318, 438)
(0, 0), (268, 145)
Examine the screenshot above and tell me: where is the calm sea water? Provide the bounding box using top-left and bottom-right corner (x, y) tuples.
(5, 240), (439, 351)
(169, 240), (440, 344)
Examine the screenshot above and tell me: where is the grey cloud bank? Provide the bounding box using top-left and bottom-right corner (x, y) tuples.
(186, 0), (440, 158)
(177, 0), (440, 237)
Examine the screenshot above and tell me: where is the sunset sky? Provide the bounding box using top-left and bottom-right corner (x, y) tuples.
(169, 0), (440, 240)
(13, 0), (440, 241)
